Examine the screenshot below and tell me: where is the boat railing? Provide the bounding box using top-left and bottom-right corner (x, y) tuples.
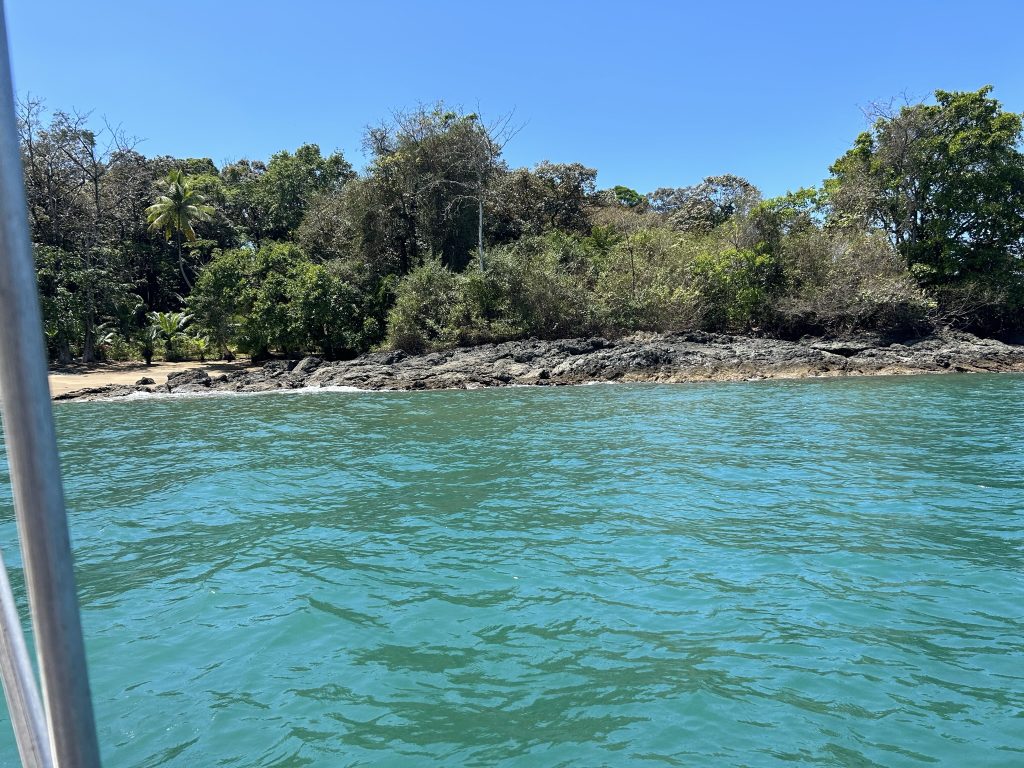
(0, 1), (103, 765)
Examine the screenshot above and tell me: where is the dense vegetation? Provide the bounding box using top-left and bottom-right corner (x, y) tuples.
(19, 87), (1024, 365)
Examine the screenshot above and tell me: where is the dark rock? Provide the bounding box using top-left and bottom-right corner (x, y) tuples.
(263, 360), (297, 373)
(54, 331), (1024, 401)
(807, 341), (872, 357)
(166, 368), (211, 390)
(135, 376), (155, 385)
(292, 356), (323, 375)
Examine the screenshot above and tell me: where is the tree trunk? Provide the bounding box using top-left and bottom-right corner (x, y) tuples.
(177, 231), (192, 291)
(82, 311), (95, 364)
(57, 338), (72, 366)
(477, 198), (485, 272)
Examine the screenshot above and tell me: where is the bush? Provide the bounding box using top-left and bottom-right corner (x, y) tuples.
(772, 230), (929, 335)
(471, 236), (596, 341)
(593, 229), (780, 334)
(927, 277), (1024, 335)
(191, 244), (383, 358)
(103, 334), (140, 362)
(385, 261), (465, 353)
(594, 228), (692, 332)
(687, 245), (779, 331)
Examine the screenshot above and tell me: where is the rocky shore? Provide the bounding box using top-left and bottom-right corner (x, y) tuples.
(53, 330), (1024, 402)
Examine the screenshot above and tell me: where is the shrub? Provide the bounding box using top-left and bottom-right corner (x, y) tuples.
(471, 237), (596, 341)
(385, 261), (465, 353)
(927, 277), (1024, 335)
(772, 230), (929, 335)
(687, 245), (779, 331)
(595, 228), (695, 332)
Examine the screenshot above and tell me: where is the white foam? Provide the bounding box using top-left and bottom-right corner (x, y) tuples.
(63, 378), (629, 404)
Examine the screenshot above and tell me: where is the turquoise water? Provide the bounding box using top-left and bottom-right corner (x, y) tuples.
(1, 375), (1023, 766)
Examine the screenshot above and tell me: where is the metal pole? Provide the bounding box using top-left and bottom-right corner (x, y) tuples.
(0, 551), (51, 768)
(0, 2), (102, 766)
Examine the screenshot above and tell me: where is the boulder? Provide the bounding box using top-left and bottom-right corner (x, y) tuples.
(263, 360), (297, 373)
(166, 368), (211, 390)
(292, 356), (324, 375)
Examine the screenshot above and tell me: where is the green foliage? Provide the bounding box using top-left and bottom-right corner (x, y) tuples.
(465, 235), (597, 341)
(286, 260), (370, 357)
(385, 261), (465, 353)
(190, 335), (211, 362)
(146, 170), (214, 243)
(771, 230), (929, 335)
(827, 87), (1024, 296)
(593, 229), (781, 333)
(187, 247), (246, 356)
(595, 228), (692, 331)
(688, 246), (779, 330)
(34, 244), (135, 363)
(362, 104), (504, 272)
(147, 310), (191, 360)
(22, 87), (1024, 367)
(190, 243), (380, 359)
(612, 186), (645, 208)
(146, 169), (216, 289)
(224, 144), (355, 245)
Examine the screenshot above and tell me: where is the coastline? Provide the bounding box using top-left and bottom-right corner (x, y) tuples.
(51, 330), (1024, 402)
(47, 360), (259, 398)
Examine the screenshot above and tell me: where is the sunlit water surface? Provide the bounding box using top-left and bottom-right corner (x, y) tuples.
(1, 375), (1023, 767)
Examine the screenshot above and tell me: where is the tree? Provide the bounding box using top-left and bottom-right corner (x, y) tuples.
(18, 98), (143, 361)
(648, 174), (761, 234)
(262, 144), (354, 241)
(611, 185), (645, 208)
(363, 104), (514, 272)
(187, 248), (247, 357)
(490, 161), (598, 242)
(221, 159), (272, 247)
(147, 310), (190, 360)
(146, 169), (215, 290)
(827, 86), (1024, 285)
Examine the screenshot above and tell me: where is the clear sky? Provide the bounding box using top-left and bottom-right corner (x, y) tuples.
(6, 0), (1023, 198)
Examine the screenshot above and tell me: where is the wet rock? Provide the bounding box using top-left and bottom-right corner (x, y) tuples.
(263, 360), (297, 373)
(54, 330), (1024, 401)
(292, 356), (324, 375)
(166, 368), (211, 391)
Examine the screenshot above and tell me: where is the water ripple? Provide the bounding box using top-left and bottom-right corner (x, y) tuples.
(0, 375), (1022, 766)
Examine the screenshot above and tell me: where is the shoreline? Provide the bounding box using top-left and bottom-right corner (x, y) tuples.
(47, 360), (259, 398)
(51, 330), (1024, 402)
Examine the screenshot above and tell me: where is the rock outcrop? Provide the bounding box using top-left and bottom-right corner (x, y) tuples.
(53, 330), (1024, 402)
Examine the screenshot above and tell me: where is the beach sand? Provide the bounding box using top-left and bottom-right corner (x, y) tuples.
(48, 360), (258, 398)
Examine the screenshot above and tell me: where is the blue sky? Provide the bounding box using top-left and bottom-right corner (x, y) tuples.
(7, 0), (1023, 198)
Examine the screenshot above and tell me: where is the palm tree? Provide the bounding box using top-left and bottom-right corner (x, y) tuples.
(192, 335), (211, 362)
(146, 169), (215, 290)
(148, 311), (191, 360)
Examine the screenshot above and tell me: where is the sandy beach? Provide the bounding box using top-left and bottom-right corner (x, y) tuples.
(48, 360), (258, 398)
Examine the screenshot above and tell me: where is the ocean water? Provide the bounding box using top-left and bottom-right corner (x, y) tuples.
(1, 375), (1023, 767)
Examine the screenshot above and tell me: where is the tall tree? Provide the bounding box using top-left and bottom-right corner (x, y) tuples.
(362, 104), (512, 272)
(489, 161), (599, 243)
(647, 174), (761, 234)
(146, 169), (215, 290)
(827, 86), (1024, 284)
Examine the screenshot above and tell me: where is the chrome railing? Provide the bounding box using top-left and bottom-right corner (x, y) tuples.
(0, 1), (102, 765)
